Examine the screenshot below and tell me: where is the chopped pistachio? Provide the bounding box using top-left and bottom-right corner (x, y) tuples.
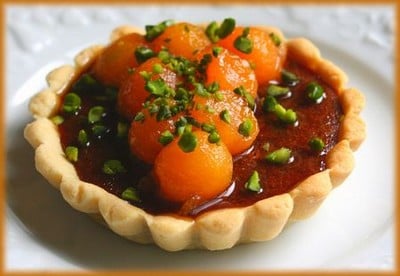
(88, 106), (105, 124)
(198, 53), (212, 74)
(145, 19), (174, 41)
(208, 131), (220, 144)
(152, 63), (163, 74)
(205, 21), (219, 43)
(220, 109), (231, 124)
(65, 146), (78, 162)
(245, 170), (262, 193)
(148, 103), (159, 115)
(134, 112), (145, 122)
(174, 118), (191, 135)
(206, 81), (220, 94)
(158, 49), (171, 63)
(274, 104), (297, 124)
(273, 104), (287, 118)
(238, 118), (253, 137)
(242, 27), (250, 37)
(214, 91), (224, 101)
(281, 70), (300, 87)
(269, 32), (281, 46)
(265, 147), (293, 164)
(282, 109), (297, 124)
(267, 84), (290, 97)
(103, 160), (127, 175)
(234, 27), (253, 54)
(62, 93), (81, 113)
(159, 130), (174, 146)
(233, 86), (254, 109)
(92, 124), (108, 138)
(217, 18), (236, 38)
(306, 82), (325, 103)
(176, 126), (186, 136)
(78, 129), (88, 146)
(234, 36), (253, 54)
(156, 104), (172, 121)
(212, 46), (223, 57)
(309, 137), (325, 151)
(205, 18), (236, 43)
(178, 131), (197, 153)
(233, 86), (245, 96)
(194, 82), (210, 98)
(244, 92), (255, 110)
(51, 115), (64, 125)
(262, 96), (278, 113)
(169, 105), (180, 116)
(175, 87), (189, 101)
(174, 116), (188, 129)
(205, 105), (215, 114)
(145, 79), (167, 96)
(186, 117), (201, 128)
(201, 123), (216, 133)
(121, 187), (141, 202)
(139, 70), (151, 81)
(134, 46), (155, 64)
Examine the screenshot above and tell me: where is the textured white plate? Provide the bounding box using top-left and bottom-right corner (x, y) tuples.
(6, 5), (395, 271)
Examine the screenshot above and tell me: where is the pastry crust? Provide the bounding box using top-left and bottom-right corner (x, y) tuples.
(24, 25), (366, 251)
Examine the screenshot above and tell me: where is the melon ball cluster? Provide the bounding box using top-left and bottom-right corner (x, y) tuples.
(91, 19), (287, 203)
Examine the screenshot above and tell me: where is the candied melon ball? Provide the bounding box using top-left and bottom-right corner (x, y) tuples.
(217, 27), (287, 87)
(197, 46), (258, 98)
(92, 33), (148, 87)
(154, 131), (233, 203)
(129, 110), (176, 164)
(117, 57), (180, 120)
(151, 22), (211, 60)
(190, 91), (259, 156)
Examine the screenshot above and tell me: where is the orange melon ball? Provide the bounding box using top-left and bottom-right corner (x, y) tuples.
(151, 22), (211, 60)
(190, 91), (259, 155)
(154, 131), (233, 203)
(197, 46), (258, 98)
(117, 57), (180, 120)
(92, 33), (148, 87)
(129, 110), (176, 164)
(217, 26), (287, 87)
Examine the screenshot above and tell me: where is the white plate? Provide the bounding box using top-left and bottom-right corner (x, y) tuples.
(6, 5), (395, 271)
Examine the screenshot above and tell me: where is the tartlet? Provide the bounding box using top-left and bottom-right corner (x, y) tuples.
(24, 20), (365, 251)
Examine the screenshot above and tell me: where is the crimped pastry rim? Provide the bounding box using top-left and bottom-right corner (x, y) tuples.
(23, 24), (366, 251)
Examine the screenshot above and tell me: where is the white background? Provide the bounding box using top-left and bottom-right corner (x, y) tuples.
(5, 4), (395, 272)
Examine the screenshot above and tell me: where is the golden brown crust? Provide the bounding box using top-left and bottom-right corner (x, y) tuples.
(28, 89), (59, 118)
(286, 38), (321, 71)
(326, 140), (355, 188)
(289, 170), (332, 220)
(340, 88), (366, 114)
(24, 25), (366, 251)
(242, 194), (293, 242)
(74, 45), (104, 71)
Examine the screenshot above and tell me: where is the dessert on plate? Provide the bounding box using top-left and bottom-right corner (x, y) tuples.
(24, 18), (365, 251)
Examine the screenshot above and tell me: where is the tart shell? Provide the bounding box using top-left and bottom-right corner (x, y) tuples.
(24, 25), (366, 251)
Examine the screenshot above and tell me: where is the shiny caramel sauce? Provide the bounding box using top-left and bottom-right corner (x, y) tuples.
(58, 60), (342, 217)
